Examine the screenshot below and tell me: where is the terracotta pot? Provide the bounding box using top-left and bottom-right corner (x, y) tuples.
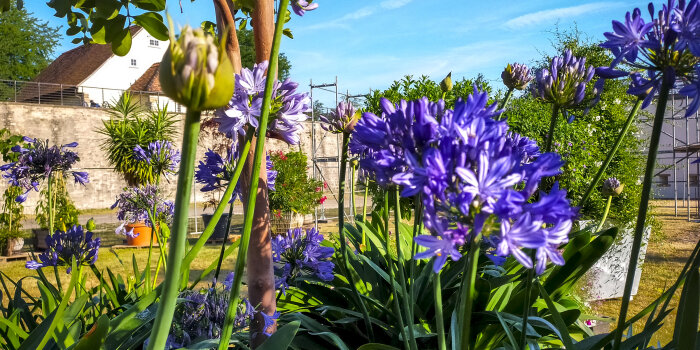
(125, 222), (155, 246)
(270, 211), (305, 236)
(2, 237), (24, 256)
(201, 213), (231, 241)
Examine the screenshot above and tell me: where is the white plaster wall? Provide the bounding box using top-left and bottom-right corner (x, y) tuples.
(80, 28), (167, 105)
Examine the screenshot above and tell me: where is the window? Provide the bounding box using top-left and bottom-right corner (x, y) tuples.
(130, 59), (137, 67)
(149, 39), (159, 47)
(691, 174), (699, 186)
(658, 173), (671, 187)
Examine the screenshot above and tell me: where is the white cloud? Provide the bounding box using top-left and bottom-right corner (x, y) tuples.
(505, 2), (625, 29)
(381, 0), (412, 10)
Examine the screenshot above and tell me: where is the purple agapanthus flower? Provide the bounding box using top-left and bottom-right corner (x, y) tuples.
(599, 2), (700, 116)
(320, 100), (359, 134)
(2, 138), (88, 203)
(195, 148), (277, 200)
(353, 88), (577, 274)
(214, 62), (311, 145)
(272, 227), (335, 294)
(167, 272), (255, 348)
(501, 63), (533, 91)
(291, 0), (318, 16)
(26, 225), (100, 273)
(111, 185), (174, 237)
(133, 140), (180, 182)
(531, 49), (596, 114)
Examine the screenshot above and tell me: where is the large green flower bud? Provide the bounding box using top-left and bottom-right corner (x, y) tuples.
(160, 24), (234, 111)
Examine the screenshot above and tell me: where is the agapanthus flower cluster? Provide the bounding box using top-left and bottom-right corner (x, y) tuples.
(352, 89), (578, 274)
(167, 273), (255, 349)
(214, 61), (311, 145)
(320, 101), (359, 134)
(195, 148), (277, 200)
(111, 185), (174, 237)
(602, 177), (625, 197)
(1, 137), (89, 203)
(133, 140), (181, 182)
(531, 49), (596, 110)
(26, 225), (100, 273)
(501, 63), (533, 90)
(598, 1), (700, 114)
(272, 227), (335, 294)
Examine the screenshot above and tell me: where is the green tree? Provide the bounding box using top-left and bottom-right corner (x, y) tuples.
(0, 3), (61, 81)
(238, 27), (291, 80)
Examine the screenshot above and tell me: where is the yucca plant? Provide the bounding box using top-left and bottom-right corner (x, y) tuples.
(98, 92), (178, 186)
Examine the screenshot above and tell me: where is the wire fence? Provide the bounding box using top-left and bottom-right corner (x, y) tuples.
(0, 79), (184, 112)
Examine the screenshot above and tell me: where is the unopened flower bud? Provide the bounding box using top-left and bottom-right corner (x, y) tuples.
(320, 101), (360, 134)
(440, 72), (453, 93)
(602, 177), (624, 197)
(160, 23), (234, 111)
(501, 63), (532, 90)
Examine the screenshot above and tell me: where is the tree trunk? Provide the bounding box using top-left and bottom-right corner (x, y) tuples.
(246, 0), (277, 346)
(213, 0), (242, 73)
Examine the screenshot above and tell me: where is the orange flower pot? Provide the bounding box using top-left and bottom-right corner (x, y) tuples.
(125, 222), (155, 246)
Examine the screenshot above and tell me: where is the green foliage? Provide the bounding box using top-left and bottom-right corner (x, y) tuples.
(0, 3), (60, 81)
(504, 30), (646, 227)
(0, 129), (25, 252)
(98, 92), (178, 186)
(269, 151), (323, 215)
(34, 176), (79, 231)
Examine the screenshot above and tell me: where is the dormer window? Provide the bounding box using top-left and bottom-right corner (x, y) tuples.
(130, 59), (137, 67)
(149, 39), (159, 47)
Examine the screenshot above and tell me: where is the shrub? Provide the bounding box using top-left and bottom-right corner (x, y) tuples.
(268, 151), (323, 215)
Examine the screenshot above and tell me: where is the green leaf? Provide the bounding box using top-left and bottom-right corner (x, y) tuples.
(357, 344), (401, 350)
(256, 321), (300, 350)
(536, 282), (577, 350)
(134, 12), (168, 41)
(131, 0), (165, 11)
(111, 28), (132, 56)
(676, 267), (699, 350)
(74, 314), (109, 350)
(93, 0), (120, 19)
(104, 15), (126, 42)
(283, 28), (293, 39)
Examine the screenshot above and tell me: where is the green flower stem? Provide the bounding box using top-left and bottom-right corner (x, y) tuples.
(579, 97), (643, 207)
(361, 177), (369, 247)
(47, 175), (62, 293)
(612, 74), (674, 350)
(433, 270), (446, 350)
(519, 265), (534, 350)
(146, 222), (154, 293)
(500, 88), (515, 110)
(218, 2), (288, 347)
(147, 109), (201, 350)
(181, 130), (253, 278)
(351, 160), (356, 218)
(459, 235), (481, 350)
(409, 195), (423, 327)
(596, 195), (613, 233)
(384, 191), (409, 349)
(544, 105), (560, 153)
(339, 132), (374, 341)
(213, 133), (253, 281)
(394, 188), (417, 350)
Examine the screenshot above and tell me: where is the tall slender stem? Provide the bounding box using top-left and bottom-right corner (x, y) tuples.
(520, 266), (533, 350)
(434, 270), (446, 350)
(361, 177), (369, 247)
(394, 188), (417, 350)
(338, 132), (374, 340)
(596, 195), (613, 233)
(214, 201), (236, 281)
(384, 191), (409, 349)
(409, 195), (422, 326)
(350, 160), (356, 218)
(499, 88), (514, 110)
(612, 74), (673, 350)
(459, 235), (481, 349)
(47, 175), (54, 236)
(147, 109), (201, 350)
(579, 98), (643, 207)
(544, 105), (560, 153)
(218, 2), (288, 347)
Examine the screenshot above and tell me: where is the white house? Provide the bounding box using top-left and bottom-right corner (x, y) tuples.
(23, 26), (177, 111)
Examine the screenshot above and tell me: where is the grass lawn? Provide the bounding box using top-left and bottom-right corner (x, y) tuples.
(588, 200), (700, 345)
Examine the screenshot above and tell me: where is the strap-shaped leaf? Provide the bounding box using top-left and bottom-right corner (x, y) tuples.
(256, 321), (300, 350)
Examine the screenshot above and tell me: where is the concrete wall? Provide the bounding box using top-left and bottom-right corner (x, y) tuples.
(0, 102), (342, 214)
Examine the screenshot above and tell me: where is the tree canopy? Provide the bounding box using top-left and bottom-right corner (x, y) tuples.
(0, 4), (61, 81)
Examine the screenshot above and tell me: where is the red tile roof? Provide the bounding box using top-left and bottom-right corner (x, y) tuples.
(129, 63), (162, 92)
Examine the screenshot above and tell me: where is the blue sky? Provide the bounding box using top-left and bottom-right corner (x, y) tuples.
(29, 0), (648, 105)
